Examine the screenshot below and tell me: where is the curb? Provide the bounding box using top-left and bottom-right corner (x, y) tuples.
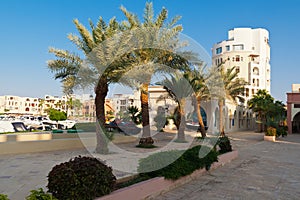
(97, 150), (238, 200)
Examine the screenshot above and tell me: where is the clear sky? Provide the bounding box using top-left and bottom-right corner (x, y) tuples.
(0, 0), (299, 102)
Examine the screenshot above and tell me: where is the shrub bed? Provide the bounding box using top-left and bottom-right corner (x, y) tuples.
(138, 145), (218, 180)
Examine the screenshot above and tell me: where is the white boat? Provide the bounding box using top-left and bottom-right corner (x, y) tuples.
(0, 121), (28, 133)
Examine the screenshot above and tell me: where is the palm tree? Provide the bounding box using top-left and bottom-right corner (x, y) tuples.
(184, 69), (210, 137)
(248, 89), (274, 132)
(217, 66), (247, 136)
(157, 74), (193, 141)
(119, 2), (192, 144)
(38, 98), (45, 115)
(48, 17), (125, 154)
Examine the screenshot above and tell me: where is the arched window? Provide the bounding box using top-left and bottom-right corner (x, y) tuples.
(253, 67), (259, 75)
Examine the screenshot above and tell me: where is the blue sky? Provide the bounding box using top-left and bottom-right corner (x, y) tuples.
(0, 0), (299, 102)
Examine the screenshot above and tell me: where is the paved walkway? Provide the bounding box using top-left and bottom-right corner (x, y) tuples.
(1, 131), (300, 199)
(155, 132), (300, 200)
(0, 130), (195, 199)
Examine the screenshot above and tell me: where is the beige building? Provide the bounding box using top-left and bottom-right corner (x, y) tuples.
(0, 94), (79, 116)
(0, 95), (41, 115)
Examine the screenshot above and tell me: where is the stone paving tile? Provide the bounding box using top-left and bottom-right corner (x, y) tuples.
(154, 132), (300, 200)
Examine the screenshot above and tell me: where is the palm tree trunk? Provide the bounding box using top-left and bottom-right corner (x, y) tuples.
(195, 96), (206, 137)
(140, 83), (151, 139)
(177, 100), (186, 141)
(219, 100), (225, 136)
(94, 76), (109, 154)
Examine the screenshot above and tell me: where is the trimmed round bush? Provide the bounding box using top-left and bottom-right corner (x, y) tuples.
(47, 156), (116, 200)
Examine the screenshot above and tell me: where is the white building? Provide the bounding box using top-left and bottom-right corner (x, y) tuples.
(212, 27), (271, 102)
(209, 27), (271, 132)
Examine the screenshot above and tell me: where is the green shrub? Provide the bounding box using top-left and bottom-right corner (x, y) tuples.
(47, 156), (116, 200)
(277, 126), (288, 137)
(218, 136), (232, 154)
(138, 145), (218, 180)
(72, 122), (96, 132)
(0, 194), (9, 200)
(266, 127), (276, 136)
(26, 188), (56, 200)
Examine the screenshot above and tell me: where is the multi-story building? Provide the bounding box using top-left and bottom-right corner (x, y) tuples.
(81, 97), (114, 122)
(0, 94), (80, 116)
(111, 92), (140, 115)
(0, 95), (41, 115)
(212, 27), (271, 102)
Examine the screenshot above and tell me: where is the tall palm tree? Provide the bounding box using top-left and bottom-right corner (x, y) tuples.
(248, 89), (274, 132)
(48, 17), (125, 154)
(119, 2), (192, 144)
(217, 66), (247, 136)
(157, 74), (194, 141)
(184, 69), (210, 137)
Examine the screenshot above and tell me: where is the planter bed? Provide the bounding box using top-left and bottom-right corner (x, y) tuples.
(97, 150), (238, 200)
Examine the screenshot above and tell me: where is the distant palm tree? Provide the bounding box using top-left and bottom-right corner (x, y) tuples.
(248, 89), (274, 132)
(157, 74), (193, 141)
(184, 69), (210, 137)
(38, 98), (45, 115)
(217, 66), (247, 136)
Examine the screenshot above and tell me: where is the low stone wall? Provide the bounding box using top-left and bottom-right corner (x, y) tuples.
(0, 133), (137, 155)
(98, 150), (238, 200)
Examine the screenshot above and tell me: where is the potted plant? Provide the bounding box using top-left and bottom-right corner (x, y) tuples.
(264, 127), (276, 142)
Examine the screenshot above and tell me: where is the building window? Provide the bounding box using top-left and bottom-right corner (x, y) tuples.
(235, 66), (240, 73)
(246, 88), (249, 97)
(253, 67), (259, 75)
(294, 104), (300, 108)
(220, 58), (223, 63)
(232, 57), (235, 62)
(241, 57), (243, 61)
(233, 44), (244, 51)
(226, 45), (230, 51)
(257, 79), (259, 87)
(252, 89), (255, 95)
(216, 47), (222, 54)
(120, 100), (126, 105)
(215, 59), (218, 65)
(235, 55), (240, 62)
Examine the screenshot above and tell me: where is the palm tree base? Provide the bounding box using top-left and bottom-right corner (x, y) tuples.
(138, 137), (154, 146)
(174, 138), (188, 143)
(95, 145), (109, 154)
(220, 130), (226, 137)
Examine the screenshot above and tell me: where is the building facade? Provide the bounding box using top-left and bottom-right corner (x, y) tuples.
(212, 27), (271, 102)
(0, 94), (79, 116)
(287, 84), (300, 134)
(0, 95), (41, 115)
